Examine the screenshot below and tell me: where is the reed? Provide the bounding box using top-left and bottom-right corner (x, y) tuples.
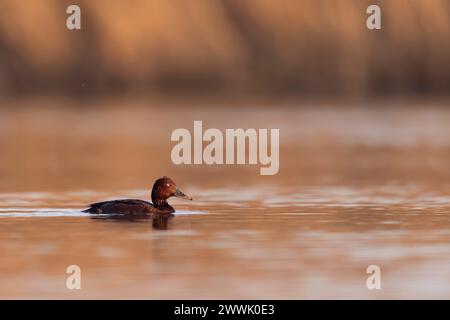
(0, 0), (449, 98)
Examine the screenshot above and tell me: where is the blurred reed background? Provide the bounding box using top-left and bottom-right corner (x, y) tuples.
(0, 0), (449, 100)
(1, 0), (450, 192)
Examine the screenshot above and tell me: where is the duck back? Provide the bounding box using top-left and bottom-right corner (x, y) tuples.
(83, 199), (158, 215)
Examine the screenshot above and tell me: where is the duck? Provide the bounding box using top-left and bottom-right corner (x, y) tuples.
(83, 176), (192, 215)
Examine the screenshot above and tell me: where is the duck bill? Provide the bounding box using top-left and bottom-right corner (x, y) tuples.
(173, 188), (192, 200)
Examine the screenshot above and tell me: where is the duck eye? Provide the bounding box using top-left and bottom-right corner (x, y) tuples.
(165, 183), (170, 187)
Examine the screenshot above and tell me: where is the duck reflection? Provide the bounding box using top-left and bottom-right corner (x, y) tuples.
(151, 213), (174, 230)
(90, 212), (174, 230)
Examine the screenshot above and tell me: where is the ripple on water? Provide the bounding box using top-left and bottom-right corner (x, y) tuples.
(0, 208), (206, 218)
(0, 186), (450, 218)
(0, 208), (91, 217)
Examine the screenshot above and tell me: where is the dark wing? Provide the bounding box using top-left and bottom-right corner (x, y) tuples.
(83, 199), (154, 215)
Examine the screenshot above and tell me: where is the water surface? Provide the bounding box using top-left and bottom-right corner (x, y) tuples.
(1, 101), (450, 299)
(1, 185), (450, 299)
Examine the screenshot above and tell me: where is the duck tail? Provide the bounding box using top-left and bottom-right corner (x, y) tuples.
(82, 202), (105, 214)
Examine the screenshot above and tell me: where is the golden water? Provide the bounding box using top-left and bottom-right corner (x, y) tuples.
(1, 100), (450, 299)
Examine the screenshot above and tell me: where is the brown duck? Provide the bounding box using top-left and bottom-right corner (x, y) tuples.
(83, 176), (192, 215)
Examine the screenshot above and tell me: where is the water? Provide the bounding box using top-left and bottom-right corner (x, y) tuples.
(1, 101), (450, 299)
(1, 185), (450, 299)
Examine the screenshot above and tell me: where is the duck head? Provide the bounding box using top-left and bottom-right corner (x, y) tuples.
(151, 176), (192, 208)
